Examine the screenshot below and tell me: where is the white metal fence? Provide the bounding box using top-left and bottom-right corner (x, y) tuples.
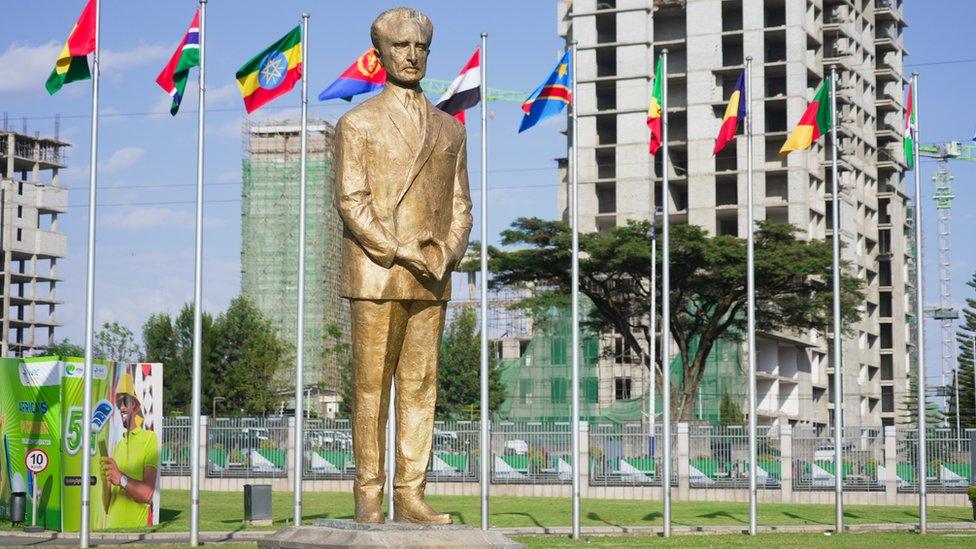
(159, 417), (974, 494)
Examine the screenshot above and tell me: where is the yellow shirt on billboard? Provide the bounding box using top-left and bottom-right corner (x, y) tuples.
(106, 426), (158, 528)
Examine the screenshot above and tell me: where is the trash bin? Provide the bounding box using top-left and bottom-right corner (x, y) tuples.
(9, 492), (26, 525)
(243, 484), (272, 525)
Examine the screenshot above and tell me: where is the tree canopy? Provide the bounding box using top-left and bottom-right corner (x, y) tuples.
(488, 217), (865, 420)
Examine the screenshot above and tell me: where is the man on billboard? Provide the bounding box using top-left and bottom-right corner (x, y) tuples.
(99, 373), (158, 527)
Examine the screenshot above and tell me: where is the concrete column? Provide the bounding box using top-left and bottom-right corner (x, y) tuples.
(780, 424), (793, 502)
(883, 425), (897, 504)
(677, 422), (689, 499)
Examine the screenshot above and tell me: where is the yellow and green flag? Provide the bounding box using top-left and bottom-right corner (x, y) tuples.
(780, 79), (832, 156)
(235, 26), (303, 114)
(46, 0), (97, 95)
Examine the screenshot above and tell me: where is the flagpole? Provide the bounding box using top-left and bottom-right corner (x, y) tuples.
(660, 48), (672, 539)
(910, 71), (927, 534)
(479, 31), (490, 532)
(189, 0), (207, 546)
(745, 56), (758, 537)
(649, 224), (656, 440)
(293, 11), (310, 527)
(79, 0), (100, 546)
(569, 40), (581, 541)
(829, 65), (844, 534)
(386, 383), (395, 521)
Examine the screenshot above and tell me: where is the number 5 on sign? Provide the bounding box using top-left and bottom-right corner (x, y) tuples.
(26, 449), (49, 474)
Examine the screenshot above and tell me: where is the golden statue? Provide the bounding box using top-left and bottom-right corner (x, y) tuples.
(334, 7), (472, 525)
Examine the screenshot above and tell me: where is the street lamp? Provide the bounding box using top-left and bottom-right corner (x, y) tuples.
(212, 396), (226, 419)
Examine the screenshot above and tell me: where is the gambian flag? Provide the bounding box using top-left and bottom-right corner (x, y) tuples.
(45, 0), (96, 95)
(236, 26), (302, 114)
(647, 56), (664, 155)
(779, 79), (832, 156)
(318, 48), (386, 102)
(155, 9), (200, 116)
(435, 48), (481, 125)
(713, 70), (745, 155)
(903, 85), (914, 170)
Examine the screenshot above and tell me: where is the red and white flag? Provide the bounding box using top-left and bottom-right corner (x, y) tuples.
(436, 48), (481, 124)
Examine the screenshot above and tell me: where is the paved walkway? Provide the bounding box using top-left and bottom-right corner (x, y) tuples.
(0, 522), (974, 546)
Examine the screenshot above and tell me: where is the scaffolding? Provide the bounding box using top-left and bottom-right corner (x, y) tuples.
(241, 119), (348, 398)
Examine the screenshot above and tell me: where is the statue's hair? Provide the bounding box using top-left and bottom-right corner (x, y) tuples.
(370, 7), (433, 50)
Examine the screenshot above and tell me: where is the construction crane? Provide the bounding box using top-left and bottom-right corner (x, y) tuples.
(917, 140), (974, 430)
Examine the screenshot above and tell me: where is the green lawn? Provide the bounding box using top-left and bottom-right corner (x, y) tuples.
(83, 533), (976, 549)
(119, 490), (973, 533)
(515, 532), (976, 548)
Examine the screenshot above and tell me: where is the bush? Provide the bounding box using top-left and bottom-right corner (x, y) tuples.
(968, 485), (976, 504)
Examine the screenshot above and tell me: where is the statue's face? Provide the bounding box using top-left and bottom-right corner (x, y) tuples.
(375, 19), (429, 87)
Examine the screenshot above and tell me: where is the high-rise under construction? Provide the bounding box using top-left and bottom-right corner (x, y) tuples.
(241, 119), (348, 414)
(546, 0), (912, 428)
(0, 129), (68, 356)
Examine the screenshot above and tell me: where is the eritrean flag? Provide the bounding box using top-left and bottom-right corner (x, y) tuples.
(518, 50), (572, 133)
(780, 79), (832, 157)
(647, 56), (664, 155)
(318, 48), (386, 102)
(236, 26), (302, 114)
(45, 0), (96, 95)
(904, 85), (914, 170)
(156, 8), (200, 116)
(713, 70), (745, 155)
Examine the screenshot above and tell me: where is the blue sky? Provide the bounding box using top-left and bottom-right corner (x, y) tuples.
(0, 1), (973, 389)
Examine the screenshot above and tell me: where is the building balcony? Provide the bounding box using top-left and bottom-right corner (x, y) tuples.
(8, 228), (67, 259)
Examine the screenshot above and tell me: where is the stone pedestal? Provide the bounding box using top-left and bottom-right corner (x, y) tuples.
(257, 519), (525, 549)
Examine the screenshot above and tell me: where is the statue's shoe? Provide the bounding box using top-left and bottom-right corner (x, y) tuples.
(354, 492), (385, 524)
(393, 493), (453, 525)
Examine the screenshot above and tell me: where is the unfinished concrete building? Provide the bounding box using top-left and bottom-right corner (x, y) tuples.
(0, 130), (68, 356)
(555, 0), (912, 428)
(241, 119), (349, 414)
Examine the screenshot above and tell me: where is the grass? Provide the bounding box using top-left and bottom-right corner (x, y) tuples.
(514, 532), (976, 548)
(104, 490), (972, 533)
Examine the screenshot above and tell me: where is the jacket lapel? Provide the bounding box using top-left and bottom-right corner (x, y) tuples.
(395, 97), (440, 208)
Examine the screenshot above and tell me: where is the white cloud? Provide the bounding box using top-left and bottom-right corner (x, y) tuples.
(102, 206), (226, 231)
(100, 146), (145, 174)
(0, 41), (169, 94)
(0, 41), (61, 93)
(216, 170), (241, 184)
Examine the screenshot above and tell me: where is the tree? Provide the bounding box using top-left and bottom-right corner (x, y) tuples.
(488, 218), (864, 420)
(143, 306), (214, 416)
(718, 392), (744, 426)
(94, 321), (140, 362)
(436, 306), (506, 419)
(210, 295), (290, 415)
(948, 271), (976, 430)
(900, 362), (943, 426)
(45, 338), (85, 358)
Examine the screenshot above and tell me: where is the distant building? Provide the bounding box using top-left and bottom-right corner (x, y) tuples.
(546, 0), (912, 428)
(241, 119), (349, 415)
(0, 130), (69, 356)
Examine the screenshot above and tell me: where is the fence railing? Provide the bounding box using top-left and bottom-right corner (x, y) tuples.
(588, 423), (678, 487)
(687, 425), (780, 489)
(793, 426), (886, 491)
(897, 428), (974, 494)
(206, 417), (290, 479)
(161, 417), (976, 493)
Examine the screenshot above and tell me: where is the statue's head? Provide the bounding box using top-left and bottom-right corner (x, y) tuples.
(371, 7), (433, 88)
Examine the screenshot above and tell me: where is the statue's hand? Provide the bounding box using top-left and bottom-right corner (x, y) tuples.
(396, 238), (435, 280)
(419, 232), (452, 281)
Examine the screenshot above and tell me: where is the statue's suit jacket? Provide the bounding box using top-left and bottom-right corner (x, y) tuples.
(334, 86), (472, 301)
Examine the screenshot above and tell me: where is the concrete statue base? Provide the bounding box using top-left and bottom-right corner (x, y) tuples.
(256, 519), (525, 549)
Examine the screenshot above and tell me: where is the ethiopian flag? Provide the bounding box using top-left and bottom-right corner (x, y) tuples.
(779, 79), (832, 156)
(647, 55), (664, 155)
(46, 0), (96, 95)
(236, 25), (302, 114)
(904, 85), (915, 170)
